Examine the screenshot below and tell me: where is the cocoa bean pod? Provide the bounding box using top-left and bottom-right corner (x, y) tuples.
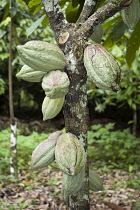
(89, 170), (104, 192)
(84, 43), (121, 90)
(42, 70), (70, 99)
(17, 40), (67, 72)
(62, 166), (85, 204)
(30, 131), (63, 170)
(16, 65), (46, 82)
(42, 96), (64, 121)
(55, 133), (86, 175)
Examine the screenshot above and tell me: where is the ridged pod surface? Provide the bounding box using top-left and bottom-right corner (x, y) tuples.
(84, 43), (121, 90)
(42, 96), (64, 121)
(122, 0), (140, 30)
(16, 65), (46, 82)
(30, 131), (63, 170)
(55, 133), (86, 175)
(62, 167), (85, 204)
(89, 170), (104, 192)
(17, 40), (67, 72)
(42, 70), (70, 99)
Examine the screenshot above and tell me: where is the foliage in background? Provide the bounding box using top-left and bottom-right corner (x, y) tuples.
(88, 123), (140, 172)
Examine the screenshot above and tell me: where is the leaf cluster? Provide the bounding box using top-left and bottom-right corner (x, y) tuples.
(88, 123), (140, 171)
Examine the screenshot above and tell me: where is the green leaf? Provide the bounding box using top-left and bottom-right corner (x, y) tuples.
(26, 14), (46, 36)
(110, 20), (128, 41)
(126, 20), (140, 67)
(28, 0), (41, 8)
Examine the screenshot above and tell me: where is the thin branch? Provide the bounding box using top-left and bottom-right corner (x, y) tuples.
(79, 0), (132, 38)
(77, 0), (98, 23)
(42, 0), (67, 36)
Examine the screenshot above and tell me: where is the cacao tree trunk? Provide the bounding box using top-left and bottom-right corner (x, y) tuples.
(62, 35), (90, 209)
(8, 3), (18, 179)
(41, 0), (131, 209)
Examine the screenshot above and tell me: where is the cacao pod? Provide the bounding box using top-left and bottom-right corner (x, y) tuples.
(30, 131), (63, 170)
(84, 43), (121, 90)
(62, 166), (85, 204)
(42, 96), (64, 121)
(122, 0), (140, 30)
(17, 40), (67, 72)
(89, 170), (104, 191)
(55, 133), (86, 175)
(16, 65), (46, 82)
(42, 70), (70, 99)
(90, 24), (103, 43)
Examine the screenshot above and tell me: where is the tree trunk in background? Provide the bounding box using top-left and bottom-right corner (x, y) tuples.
(8, 5), (18, 179)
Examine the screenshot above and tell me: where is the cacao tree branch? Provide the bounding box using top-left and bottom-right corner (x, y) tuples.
(42, 0), (67, 36)
(79, 0), (132, 38)
(77, 0), (98, 23)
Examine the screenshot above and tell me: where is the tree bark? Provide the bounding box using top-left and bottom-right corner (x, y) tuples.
(8, 3), (18, 179)
(42, 0), (132, 209)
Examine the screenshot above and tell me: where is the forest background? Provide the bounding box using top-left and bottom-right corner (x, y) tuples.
(0, 0), (140, 209)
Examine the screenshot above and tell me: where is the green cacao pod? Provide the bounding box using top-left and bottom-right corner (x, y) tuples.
(17, 40), (67, 72)
(62, 166), (85, 204)
(122, 0), (140, 30)
(16, 65), (46, 82)
(42, 70), (70, 99)
(30, 131), (63, 170)
(55, 133), (86, 175)
(89, 170), (104, 192)
(84, 43), (121, 90)
(42, 96), (64, 121)
(90, 24), (103, 43)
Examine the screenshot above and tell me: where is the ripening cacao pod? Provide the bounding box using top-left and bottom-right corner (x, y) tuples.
(89, 170), (104, 191)
(55, 133), (86, 175)
(30, 131), (63, 170)
(122, 0), (140, 30)
(62, 166), (85, 204)
(90, 24), (103, 43)
(42, 70), (70, 99)
(42, 96), (64, 121)
(17, 40), (67, 72)
(84, 43), (121, 90)
(16, 65), (46, 82)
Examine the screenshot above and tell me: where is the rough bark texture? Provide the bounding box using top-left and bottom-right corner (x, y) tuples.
(42, 0), (132, 209)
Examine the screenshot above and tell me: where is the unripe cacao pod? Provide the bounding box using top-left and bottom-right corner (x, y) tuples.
(84, 43), (121, 90)
(42, 70), (70, 99)
(17, 40), (67, 72)
(122, 0), (140, 30)
(89, 170), (104, 191)
(42, 96), (64, 121)
(55, 133), (86, 175)
(16, 65), (46, 82)
(30, 131), (63, 170)
(62, 166), (85, 204)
